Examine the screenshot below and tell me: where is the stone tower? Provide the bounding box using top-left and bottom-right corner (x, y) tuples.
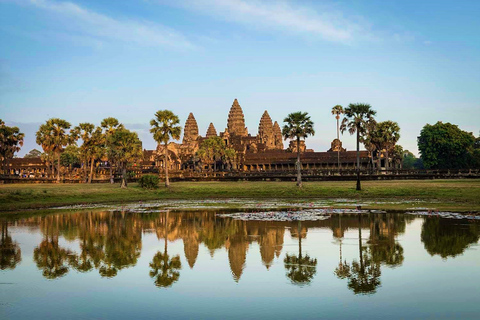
(182, 113), (199, 144)
(258, 110), (275, 149)
(273, 121), (283, 150)
(206, 122), (217, 138)
(227, 99), (247, 137)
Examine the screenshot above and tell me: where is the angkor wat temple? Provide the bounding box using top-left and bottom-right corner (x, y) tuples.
(3, 98), (398, 181)
(155, 98), (371, 173)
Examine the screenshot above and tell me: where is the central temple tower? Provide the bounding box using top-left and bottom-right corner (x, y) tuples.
(227, 99), (248, 137)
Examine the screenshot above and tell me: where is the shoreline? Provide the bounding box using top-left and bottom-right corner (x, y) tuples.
(1, 179), (479, 213)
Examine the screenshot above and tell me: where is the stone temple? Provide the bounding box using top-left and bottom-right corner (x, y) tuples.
(154, 99), (372, 173)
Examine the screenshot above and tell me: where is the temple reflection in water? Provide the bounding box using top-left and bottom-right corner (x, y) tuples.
(1, 210), (479, 295)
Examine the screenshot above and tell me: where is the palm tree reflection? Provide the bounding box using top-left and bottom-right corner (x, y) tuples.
(150, 211), (182, 288)
(0, 221), (22, 270)
(335, 215), (382, 295)
(284, 221), (317, 286)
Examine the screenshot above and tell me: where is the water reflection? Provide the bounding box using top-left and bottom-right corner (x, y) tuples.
(1, 210), (479, 292)
(284, 221), (317, 286)
(421, 217), (479, 259)
(150, 211), (182, 288)
(0, 221), (22, 270)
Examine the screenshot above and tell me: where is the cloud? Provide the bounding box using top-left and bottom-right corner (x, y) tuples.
(8, 0), (195, 49)
(171, 0), (373, 43)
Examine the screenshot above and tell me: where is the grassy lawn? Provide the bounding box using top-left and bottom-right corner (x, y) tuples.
(0, 179), (479, 212)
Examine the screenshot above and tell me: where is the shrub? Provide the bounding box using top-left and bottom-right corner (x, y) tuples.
(138, 174), (160, 189)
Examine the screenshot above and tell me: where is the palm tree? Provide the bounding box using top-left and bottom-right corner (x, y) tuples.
(378, 121), (401, 170)
(72, 123), (104, 183)
(150, 110), (181, 188)
(331, 105), (344, 170)
(36, 118), (73, 182)
(101, 118), (124, 184)
(282, 112), (315, 187)
(340, 104), (376, 191)
(107, 128), (143, 188)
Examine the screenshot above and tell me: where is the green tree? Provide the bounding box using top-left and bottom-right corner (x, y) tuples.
(418, 121), (475, 169)
(340, 104), (377, 190)
(73, 123), (105, 183)
(101, 118), (124, 184)
(36, 118), (73, 182)
(331, 105), (344, 170)
(196, 136), (235, 171)
(372, 121), (401, 170)
(0, 119), (24, 175)
(24, 149), (42, 159)
(402, 150), (424, 169)
(282, 112), (315, 187)
(60, 145), (81, 179)
(107, 128), (143, 188)
(150, 110), (181, 188)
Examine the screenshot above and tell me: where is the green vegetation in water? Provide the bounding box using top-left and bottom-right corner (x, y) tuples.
(1, 179), (479, 212)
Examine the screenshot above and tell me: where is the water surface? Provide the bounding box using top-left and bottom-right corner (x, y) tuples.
(1, 209), (479, 319)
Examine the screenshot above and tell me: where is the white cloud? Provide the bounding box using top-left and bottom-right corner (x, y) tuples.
(10, 0), (195, 49)
(173, 0), (373, 43)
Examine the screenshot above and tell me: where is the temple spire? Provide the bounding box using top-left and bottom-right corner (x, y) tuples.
(273, 121), (283, 150)
(206, 122), (217, 138)
(183, 112), (198, 144)
(227, 99), (247, 137)
(258, 110), (274, 149)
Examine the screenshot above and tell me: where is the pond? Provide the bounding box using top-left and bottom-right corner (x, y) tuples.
(1, 208), (479, 319)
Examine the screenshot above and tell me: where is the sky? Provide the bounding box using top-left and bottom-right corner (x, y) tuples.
(1, 0), (479, 156)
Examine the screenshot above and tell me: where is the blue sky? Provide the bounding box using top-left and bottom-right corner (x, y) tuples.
(1, 0), (479, 156)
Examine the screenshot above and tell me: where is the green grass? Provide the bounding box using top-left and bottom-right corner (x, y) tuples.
(1, 179), (479, 212)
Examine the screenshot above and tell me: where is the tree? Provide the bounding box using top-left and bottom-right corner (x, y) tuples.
(107, 128), (143, 188)
(196, 136), (235, 171)
(331, 105), (344, 170)
(282, 112), (315, 187)
(150, 110), (181, 188)
(73, 123), (105, 183)
(101, 118), (124, 184)
(36, 118), (73, 182)
(340, 104), (376, 190)
(0, 119), (24, 175)
(361, 120), (378, 170)
(402, 150), (424, 169)
(372, 121), (400, 170)
(24, 149), (42, 159)
(60, 145), (81, 179)
(418, 121), (475, 169)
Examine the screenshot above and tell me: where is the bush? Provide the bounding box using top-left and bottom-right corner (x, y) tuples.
(138, 175), (160, 189)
